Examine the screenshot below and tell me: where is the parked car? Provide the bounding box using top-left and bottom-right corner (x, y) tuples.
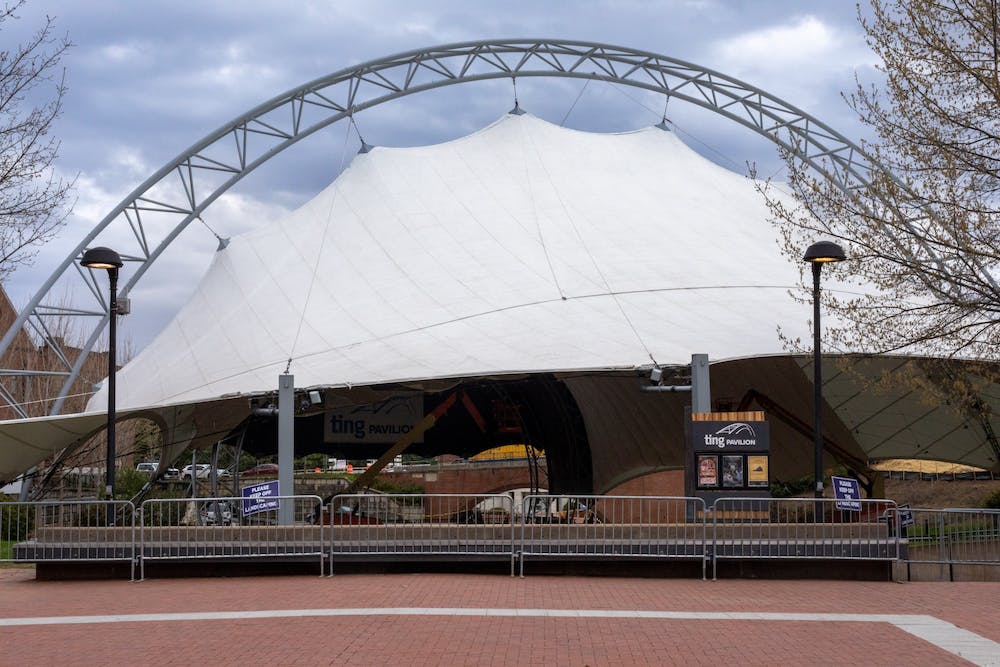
(181, 464), (210, 480)
(241, 463), (279, 476)
(200, 500), (235, 526)
(136, 462), (181, 480)
(180, 464), (231, 480)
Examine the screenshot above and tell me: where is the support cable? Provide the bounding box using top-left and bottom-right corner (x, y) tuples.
(517, 114), (565, 299)
(286, 117), (357, 373)
(195, 215), (227, 249)
(151, 283), (815, 406)
(559, 74), (593, 126)
(520, 119), (659, 365)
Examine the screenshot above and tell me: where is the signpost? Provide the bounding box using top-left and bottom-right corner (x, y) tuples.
(831, 475), (861, 511)
(898, 503), (915, 529)
(242, 480), (280, 517)
(688, 412), (771, 507)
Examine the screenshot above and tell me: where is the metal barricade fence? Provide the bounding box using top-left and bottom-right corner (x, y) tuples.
(328, 493), (516, 575)
(0, 500), (136, 580)
(893, 507), (1000, 581)
(139, 495), (324, 579)
(710, 497), (900, 579)
(518, 495), (708, 578)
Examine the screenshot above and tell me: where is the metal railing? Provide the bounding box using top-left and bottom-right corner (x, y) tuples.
(710, 497), (900, 579)
(4, 493), (998, 581)
(139, 495), (325, 579)
(1, 499), (136, 580)
(518, 495), (708, 578)
(891, 507), (1000, 581)
(328, 493), (517, 575)
(883, 470), (997, 482)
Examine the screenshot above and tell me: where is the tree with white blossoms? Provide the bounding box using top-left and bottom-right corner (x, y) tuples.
(764, 0), (1000, 361)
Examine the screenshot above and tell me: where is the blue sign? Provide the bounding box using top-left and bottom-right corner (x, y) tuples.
(831, 475), (861, 511)
(242, 480), (280, 516)
(898, 503), (915, 528)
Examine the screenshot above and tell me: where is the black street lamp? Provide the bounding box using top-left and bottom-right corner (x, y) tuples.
(803, 240), (846, 501)
(80, 247), (124, 510)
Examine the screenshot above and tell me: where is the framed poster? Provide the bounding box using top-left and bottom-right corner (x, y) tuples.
(697, 455), (718, 487)
(747, 455), (769, 488)
(722, 455), (745, 488)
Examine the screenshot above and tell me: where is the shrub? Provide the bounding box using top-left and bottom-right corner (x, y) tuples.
(982, 489), (1000, 509)
(770, 475), (814, 498)
(0, 494), (34, 540)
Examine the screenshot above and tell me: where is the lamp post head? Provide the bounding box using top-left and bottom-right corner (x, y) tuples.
(80, 246), (123, 270)
(803, 241), (846, 264)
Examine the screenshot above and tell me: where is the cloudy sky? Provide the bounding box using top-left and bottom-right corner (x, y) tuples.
(4, 0), (880, 351)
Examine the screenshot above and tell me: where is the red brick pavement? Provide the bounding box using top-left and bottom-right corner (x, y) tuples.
(1, 568), (997, 666)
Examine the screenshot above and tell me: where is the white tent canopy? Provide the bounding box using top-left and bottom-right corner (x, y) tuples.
(91, 112), (804, 411)
(3, 112), (999, 485)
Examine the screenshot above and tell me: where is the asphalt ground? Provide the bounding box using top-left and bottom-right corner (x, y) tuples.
(1, 568), (998, 666)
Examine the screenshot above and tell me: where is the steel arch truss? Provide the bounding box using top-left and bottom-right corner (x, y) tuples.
(0, 39), (946, 417)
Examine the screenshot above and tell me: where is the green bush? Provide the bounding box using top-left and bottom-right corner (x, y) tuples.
(982, 489), (1000, 509)
(0, 494), (34, 540)
(770, 475), (814, 498)
(114, 468), (150, 501)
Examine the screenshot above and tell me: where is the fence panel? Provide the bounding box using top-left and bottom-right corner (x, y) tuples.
(328, 493), (516, 574)
(893, 507), (1000, 581)
(518, 495), (707, 578)
(0, 500), (136, 579)
(139, 495), (324, 579)
(711, 497), (899, 579)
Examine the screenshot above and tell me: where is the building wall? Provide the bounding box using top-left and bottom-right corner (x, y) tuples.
(0, 283), (110, 419)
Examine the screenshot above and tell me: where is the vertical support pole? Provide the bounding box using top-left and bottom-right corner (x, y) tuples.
(688, 355), (709, 525)
(278, 373), (295, 525)
(813, 262), (824, 522)
(191, 450), (201, 526)
(105, 268), (119, 524)
(690, 353), (710, 414)
(210, 440), (220, 498)
(812, 263), (824, 511)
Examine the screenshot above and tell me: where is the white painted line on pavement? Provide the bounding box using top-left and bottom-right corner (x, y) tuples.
(2, 608), (997, 666)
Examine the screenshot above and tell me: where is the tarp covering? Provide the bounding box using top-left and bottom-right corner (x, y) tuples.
(3, 113), (997, 486)
(90, 113), (804, 411)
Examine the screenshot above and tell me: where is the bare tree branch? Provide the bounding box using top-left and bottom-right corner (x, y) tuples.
(0, 0), (74, 282)
(761, 0), (1000, 361)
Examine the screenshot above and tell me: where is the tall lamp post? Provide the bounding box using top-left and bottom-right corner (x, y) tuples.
(803, 240), (846, 501)
(80, 247), (124, 510)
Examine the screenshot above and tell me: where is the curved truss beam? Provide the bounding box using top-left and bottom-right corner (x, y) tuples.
(0, 38), (956, 417)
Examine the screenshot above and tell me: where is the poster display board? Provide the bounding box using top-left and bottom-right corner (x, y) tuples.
(722, 455), (745, 488)
(747, 455), (769, 488)
(697, 455), (718, 487)
(688, 413), (770, 504)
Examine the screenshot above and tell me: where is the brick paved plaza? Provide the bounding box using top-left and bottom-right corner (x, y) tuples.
(1, 568), (998, 666)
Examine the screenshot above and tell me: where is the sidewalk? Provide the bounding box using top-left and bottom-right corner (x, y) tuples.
(1, 568), (998, 666)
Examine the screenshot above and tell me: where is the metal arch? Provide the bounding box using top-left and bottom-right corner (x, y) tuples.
(0, 38), (959, 417)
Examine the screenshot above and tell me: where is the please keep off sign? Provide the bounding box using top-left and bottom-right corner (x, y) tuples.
(242, 480), (280, 516)
(831, 475), (861, 511)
